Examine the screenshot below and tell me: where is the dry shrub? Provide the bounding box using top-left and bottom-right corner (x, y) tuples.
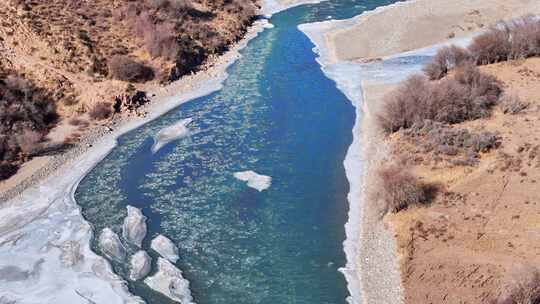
(88, 102), (112, 120)
(493, 267), (540, 304)
(500, 93), (529, 114)
(378, 65), (502, 133)
(405, 119), (500, 153)
(0, 72), (57, 180)
(108, 56), (154, 83)
(424, 45), (472, 80)
(470, 16), (540, 64)
(376, 164), (428, 213)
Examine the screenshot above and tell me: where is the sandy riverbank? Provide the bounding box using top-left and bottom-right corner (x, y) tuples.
(0, 11), (278, 302)
(324, 0), (540, 64)
(301, 1), (540, 304)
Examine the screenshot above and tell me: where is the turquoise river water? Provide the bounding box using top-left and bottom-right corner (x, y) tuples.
(75, 1), (394, 303)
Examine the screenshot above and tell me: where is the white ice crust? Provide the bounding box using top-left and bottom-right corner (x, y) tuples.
(99, 228), (127, 261)
(130, 250), (152, 281)
(122, 206), (147, 248)
(152, 118), (193, 153)
(151, 234), (179, 263)
(144, 258), (195, 304)
(233, 171), (272, 192)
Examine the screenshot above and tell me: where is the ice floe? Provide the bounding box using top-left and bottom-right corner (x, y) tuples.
(144, 258), (195, 304)
(129, 250), (152, 281)
(150, 234), (179, 263)
(99, 228), (126, 261)
(233, 170), (272, 191)
(122, 206), (147, 248)
(151, 118), (193, 153)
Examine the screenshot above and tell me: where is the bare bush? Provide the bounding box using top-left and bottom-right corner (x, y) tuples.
(88, 102), (112, 120)
(378, 65), (502, 133)
(470, 16), (540, 64)
(0, 72), (57, 180)
(493, 267), (540, 304)
(469, 25), (511, 65)
(377, 164), (428, 213)
(108, 56), (154, 83)
(500, 93), (529, 114)
(424, 45), (472, 80)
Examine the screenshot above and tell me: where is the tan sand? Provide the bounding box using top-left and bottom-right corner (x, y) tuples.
(328, 0), (540, 62)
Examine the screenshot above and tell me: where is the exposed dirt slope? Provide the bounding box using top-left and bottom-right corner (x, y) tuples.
(388, 58), (540, 304)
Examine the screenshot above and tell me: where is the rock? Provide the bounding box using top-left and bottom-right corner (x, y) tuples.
(122, 206), (147, 247)
(150, 235), (179, 263)
(98, 228), (126, 261)
(129, 251), (151, 281)
(144, 258), (194, 304)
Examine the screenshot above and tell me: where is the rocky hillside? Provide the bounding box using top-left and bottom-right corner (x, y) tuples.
(0, 0), (259, 180)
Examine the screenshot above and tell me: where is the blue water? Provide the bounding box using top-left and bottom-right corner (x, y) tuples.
(75, 1), (394, 303)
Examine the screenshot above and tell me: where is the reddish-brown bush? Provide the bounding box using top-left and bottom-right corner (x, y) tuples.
(378, 65), (502, 133)
(469, 16), (540, 64)
(88, 102), (113, 120)
(108, 56), (155, 83)
(377, 164), (428, 213)
(424, 45), (472, 80)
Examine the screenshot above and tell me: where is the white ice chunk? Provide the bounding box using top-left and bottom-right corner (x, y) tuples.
(152, 118), (193, 153)
(233, 170), (272, 191)
(122, 206), (147, 247)
(150, 235), (179, 263)
(144, 258), (195, 304)
(99, 228), (126, 261)
(129, 251), (151, 281)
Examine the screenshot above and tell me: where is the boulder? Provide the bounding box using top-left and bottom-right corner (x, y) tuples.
(122, 206), (147, 247)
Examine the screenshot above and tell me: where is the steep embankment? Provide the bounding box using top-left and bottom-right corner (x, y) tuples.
(0, 0), (259, 183)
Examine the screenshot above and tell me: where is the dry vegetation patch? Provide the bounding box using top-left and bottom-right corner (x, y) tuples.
(377, 15), (540, 304)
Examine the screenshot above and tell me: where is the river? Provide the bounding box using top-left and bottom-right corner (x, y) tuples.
(75, 1), (394, 303)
